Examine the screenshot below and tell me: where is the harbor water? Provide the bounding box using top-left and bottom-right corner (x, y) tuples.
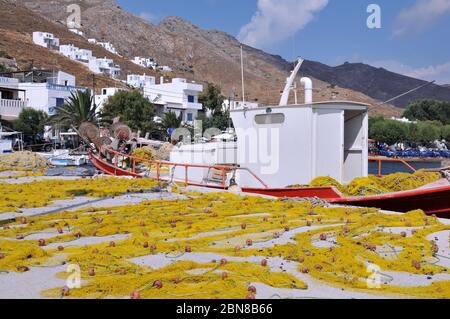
(368, 160), (442, 175)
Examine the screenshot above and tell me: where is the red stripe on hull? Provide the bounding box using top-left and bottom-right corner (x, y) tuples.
(242, 186), (450, 217)
(90, 152), (450, 218)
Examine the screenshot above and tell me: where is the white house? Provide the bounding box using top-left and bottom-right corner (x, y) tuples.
(69, 29), (84, 36)
(88, 57), (121, 78)
(132, 57), (157, 69)
(143, 78), (203, 124)
(158, 65), (173, 73)
(18, 72), (81, 115)
(97, 42), (119, 55)
(59, 45), (93, 63)
(94, 87), (125, 110)
(127, 74), (156, 89)
(88, 39), (119, 55)
(0, 71), (84, 116)
(0, 77), (26, 120)
(32, 32), (60, 49)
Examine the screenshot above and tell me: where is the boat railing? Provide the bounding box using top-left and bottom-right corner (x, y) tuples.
(369, 157), (416, 177)
(96, 145), (268, 189)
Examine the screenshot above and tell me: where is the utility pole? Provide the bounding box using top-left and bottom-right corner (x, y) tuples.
(92, 74), (96, 108)
(240, 45), (245, 103)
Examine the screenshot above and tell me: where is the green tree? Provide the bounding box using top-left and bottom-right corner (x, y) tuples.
(162, 111), (182, 130)
(404, 99), (450, 125)
(101, 90), (157, 135)
(199, 83), (225, 116)
(49, 90), (98, 128)
(441, 125), (450, 141)
(416, 121), (441, 144)
(13, 108), (48, 143)
(369, 119), (409, 145)
(0, 64), (10, 73)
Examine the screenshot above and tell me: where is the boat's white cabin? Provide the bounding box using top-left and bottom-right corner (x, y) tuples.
(230, 101), (369, 188)
(169, 100), (368, 188)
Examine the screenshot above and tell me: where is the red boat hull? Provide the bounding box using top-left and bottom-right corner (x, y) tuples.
(89, 152), (450, 217)
(241, 186), (450, 217)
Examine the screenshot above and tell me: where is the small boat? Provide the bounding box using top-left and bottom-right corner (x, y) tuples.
(39, 150), (88, 167)
(242, 183), (450, 217)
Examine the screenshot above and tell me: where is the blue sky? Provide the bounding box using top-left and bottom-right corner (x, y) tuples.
(117, 0), (450, 84)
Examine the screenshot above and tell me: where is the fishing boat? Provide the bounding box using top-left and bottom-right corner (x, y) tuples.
(87, 58), (450, 217)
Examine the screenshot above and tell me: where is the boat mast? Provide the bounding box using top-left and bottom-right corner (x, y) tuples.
(279, 57), (304, 106)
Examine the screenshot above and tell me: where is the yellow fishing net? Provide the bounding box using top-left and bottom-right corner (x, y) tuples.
(0, 185), (448, 299)
(0, 178), (160, 213)
(307, 170), (441, 196)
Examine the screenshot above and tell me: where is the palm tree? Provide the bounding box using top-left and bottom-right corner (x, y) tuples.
(49, 89), (98, 128)
(162, 111), (183, 130)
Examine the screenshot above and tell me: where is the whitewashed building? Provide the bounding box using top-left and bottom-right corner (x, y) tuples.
(59, 45), (93, 63)
(127, 74), (156, 89)
(18, 72), (82, 115)
(132, 57), (157, 69)
(0, 77), (26, 120)
(97, 42), (119, 55)
(158, 65), (173, 73)
(88, 57), (121, 78)
(144, 78), (203, 124)
(32, 32), (60, 49)
(88, 39), (119, 55)
(94, 87), (125, 110)
(69, 29), (84, 36)
(0, 71), (85, 116)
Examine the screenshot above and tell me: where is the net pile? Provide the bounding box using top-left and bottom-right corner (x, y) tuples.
(307, 171), (441, 196)
(0, 187), (448, 299)
(0, 152), (49, 170)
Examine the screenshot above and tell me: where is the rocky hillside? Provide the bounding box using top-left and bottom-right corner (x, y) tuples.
(0, 0), (153, 91)
(301, 61), (450, 108)
(4, 0), (405, 117)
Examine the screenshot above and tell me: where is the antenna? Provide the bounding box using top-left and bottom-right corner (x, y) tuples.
(378, 80), (436, 106)
(240, 45), (245, 103)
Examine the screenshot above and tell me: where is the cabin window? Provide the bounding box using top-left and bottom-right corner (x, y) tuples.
(187, 113), (193, 122)
(187, 95), (195, 103)
(254, 113), (285, 125)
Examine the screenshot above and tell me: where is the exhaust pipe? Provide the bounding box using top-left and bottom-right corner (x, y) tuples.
(300, 77), (313, 104)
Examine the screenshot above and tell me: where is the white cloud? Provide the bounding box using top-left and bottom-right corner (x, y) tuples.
(139, 11), (158, 23)
(237, 0), (329, 48)
(393, 0), (450, 37)
(369, 60), (450, 85)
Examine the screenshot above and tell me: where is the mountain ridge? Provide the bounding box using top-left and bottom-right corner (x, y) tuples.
(5, 0), (448, 116)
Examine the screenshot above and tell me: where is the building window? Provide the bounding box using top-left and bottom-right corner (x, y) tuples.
(254, 113), (285, 125)
(187, 113), (193, 122)
(187, 95), (195, 103)
(55, 98), (65, 106)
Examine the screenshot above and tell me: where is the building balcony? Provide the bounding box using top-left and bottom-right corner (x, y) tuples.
(185, 102), (203, 110)
(46, 83), (85, 92)
(0, 77), (19, 84)
(0, 99), (26, 119)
